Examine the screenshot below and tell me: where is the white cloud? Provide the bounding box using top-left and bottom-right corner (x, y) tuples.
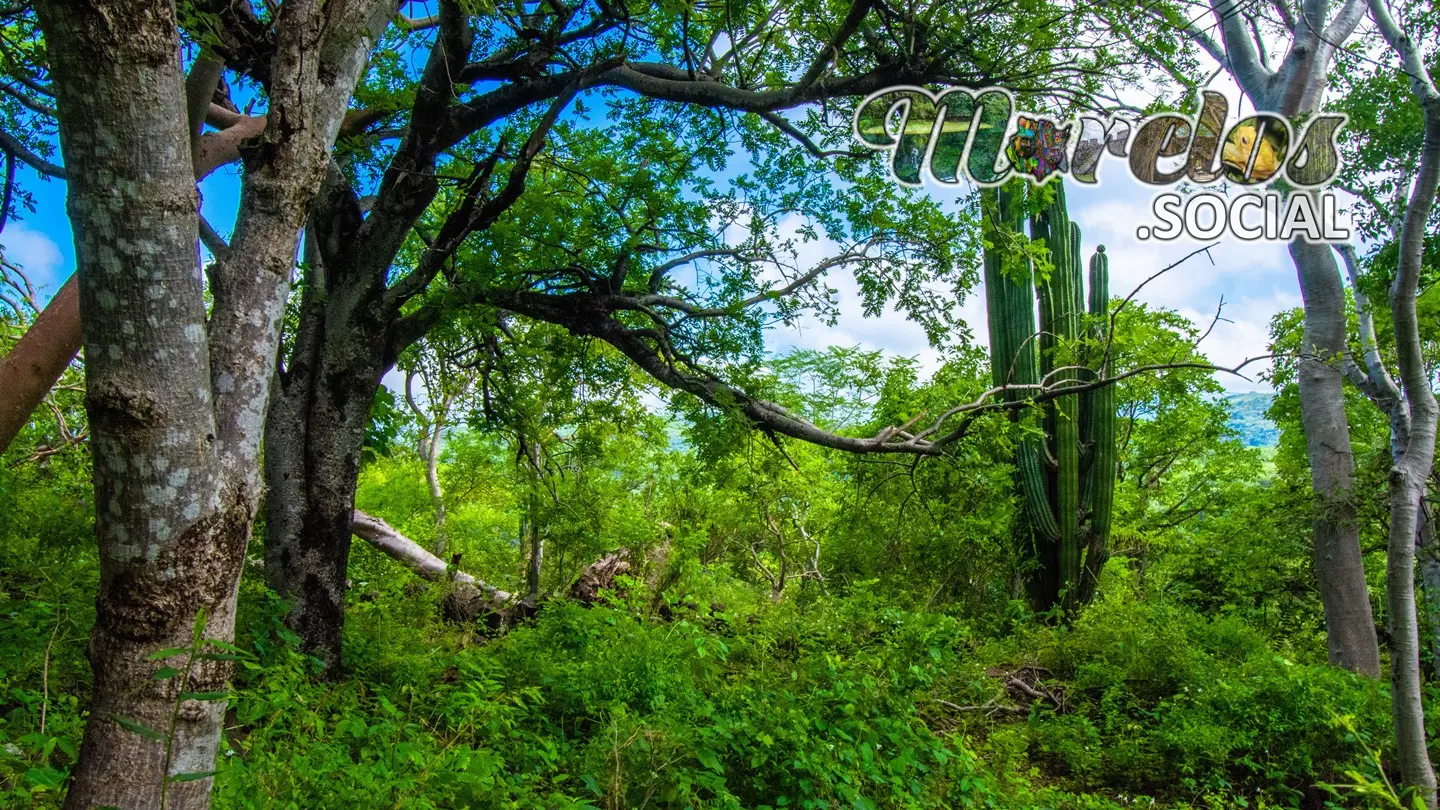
(765, 215), (945, 374)
(1069, 179), (1299, 391)
(761, 170), (1302, 394)
(1, 221), (68, 300)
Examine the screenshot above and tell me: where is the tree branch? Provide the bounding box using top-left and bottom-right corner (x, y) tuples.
(0, 128), (64, 178)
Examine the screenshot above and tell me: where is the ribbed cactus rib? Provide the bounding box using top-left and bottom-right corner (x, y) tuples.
(981, 184), (1060, 542)
(981, 179), (1116, 611)
(1039, 186), (1082, 608)
(1085, 245), (1115, 588)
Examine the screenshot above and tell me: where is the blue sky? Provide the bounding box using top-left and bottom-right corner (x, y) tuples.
(765, 117), (1310, 395)
(3, 80), (1317, 396)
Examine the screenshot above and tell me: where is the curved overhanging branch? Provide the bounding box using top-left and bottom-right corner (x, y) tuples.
(463, 285), (1286, 457)
(0, 128), (65, 179)
(478, 288), (946, 454)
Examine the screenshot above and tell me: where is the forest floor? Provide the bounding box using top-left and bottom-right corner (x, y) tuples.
(0, 535), (1412, 809)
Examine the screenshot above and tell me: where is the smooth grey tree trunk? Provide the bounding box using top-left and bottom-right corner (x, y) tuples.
(1290, 239), (1383, 676)
(404, 372), (453, 556)
(1188, 0), (1381, 676)
(1369, 0), (1440, 798)
(426, 421), (449, 556)
(1337, 244), (1440, 674)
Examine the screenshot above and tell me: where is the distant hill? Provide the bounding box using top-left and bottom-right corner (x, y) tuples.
(1224, 392), (1279, 447)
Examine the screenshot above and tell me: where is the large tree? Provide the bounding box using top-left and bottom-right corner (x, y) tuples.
(243, 0), (1136, 672)
(4, 1), (1146, 796)
(33, 1), (393, 807)
(1356, 0), (1440, 799)
(1138, 0), (1383, 677)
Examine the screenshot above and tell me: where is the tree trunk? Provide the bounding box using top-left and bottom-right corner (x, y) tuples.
(526, 488), (543, 600)
(0, 274), (81, 455)
(34, 5), (242, 807)
(264, 325), (388, 678)
(1371, 8), (1440, 792)
(1289, 239), (1383, 677)
(352, 508), (502, 593)
(260, 158), (410, 674)
(44, 0), (392, 799)
(1196, 0), (1380, 677)
(518, 439), (542, 600)
(426, 417), (448, 556)
(404, 370), (451, 556)
(1391, 463), (1438, 806)
(1418, 502), (1440, 667)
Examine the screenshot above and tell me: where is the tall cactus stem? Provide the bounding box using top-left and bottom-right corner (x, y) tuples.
(982, 180), (1116, 611)
(1083, 245), (1116, 598)
(982, 183), (1059, 542)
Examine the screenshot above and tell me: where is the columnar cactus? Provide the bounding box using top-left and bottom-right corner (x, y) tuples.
(981, 180), (1116, 611)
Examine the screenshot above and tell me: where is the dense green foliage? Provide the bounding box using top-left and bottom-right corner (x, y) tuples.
(1, 297), (1432, 808)
(1, 0), (1435, 803)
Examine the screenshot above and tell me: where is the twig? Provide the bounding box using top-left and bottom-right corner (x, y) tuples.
(39, 618), (59, 734)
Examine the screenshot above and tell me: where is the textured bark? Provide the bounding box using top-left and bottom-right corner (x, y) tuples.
(568, 551), (633, 602)
(0, 32), (347, 461)
(264, 324), (388, 678)
(1392, 462), (1439, 807)
(263, 200), (394, 676)
(0, 274), (80, 454)
(28, 8), (226, 810)
(37, 6), (238, 807)
(1280, 73), (1380, 677)
(35, 1), (393, 807)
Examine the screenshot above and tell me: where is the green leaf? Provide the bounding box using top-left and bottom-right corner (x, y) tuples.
(110, 715), (165, 742)
(168, 770), (221, 783)
(146, 648), (189, 661)
(204, 639), (252, 656)
(696, 748), (723, 772)
(581, 774), (602, 796)
(193, 652), (247, 662)
(24, 766), (66, 788)
(152, 666), (183, 681)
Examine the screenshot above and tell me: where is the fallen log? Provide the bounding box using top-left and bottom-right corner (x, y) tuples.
(351, 510), (509, 597)
(569, 551), (632, 602)
(350, 508), (633, 625)
(351, 509), (521, 624)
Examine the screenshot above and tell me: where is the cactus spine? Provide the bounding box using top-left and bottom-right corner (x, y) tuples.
(981, 180), (1116, 611)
